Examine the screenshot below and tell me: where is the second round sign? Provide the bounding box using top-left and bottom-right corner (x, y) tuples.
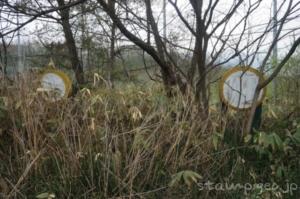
(220, 66), (266, 110)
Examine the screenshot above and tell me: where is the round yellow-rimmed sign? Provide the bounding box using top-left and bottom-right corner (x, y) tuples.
(219, 66), (266, 110)
(39, 69), (72, 101)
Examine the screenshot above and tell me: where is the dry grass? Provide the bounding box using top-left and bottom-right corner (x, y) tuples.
(0, 73), (299, 198)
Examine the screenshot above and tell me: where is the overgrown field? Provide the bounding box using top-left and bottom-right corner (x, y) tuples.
(0, 75), (300, 199)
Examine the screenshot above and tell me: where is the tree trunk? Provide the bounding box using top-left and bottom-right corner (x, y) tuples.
(98, 0), (178, 95)
(191, 0), (209, 114)
(145, 0), (177, 94)
(108, 0), (116, 88)
(57, 0), (84, 84)
(0, 37), (8, 76)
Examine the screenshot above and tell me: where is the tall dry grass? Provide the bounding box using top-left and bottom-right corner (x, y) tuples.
(0, 73), (230, 198)
(1, 73), (298, 198)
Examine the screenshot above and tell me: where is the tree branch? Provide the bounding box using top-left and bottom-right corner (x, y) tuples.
(259, 36), (300, 89)
(1, 0), (87, 37)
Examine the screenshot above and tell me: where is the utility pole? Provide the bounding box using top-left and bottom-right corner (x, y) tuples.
(17, 0), (23, 73)
(273, 0), (278, 102)
(163, 0), (167, 44)
(108, 0), (116, 88)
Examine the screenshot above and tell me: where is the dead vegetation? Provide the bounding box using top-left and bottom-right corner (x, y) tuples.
(0, 74), (299, 198)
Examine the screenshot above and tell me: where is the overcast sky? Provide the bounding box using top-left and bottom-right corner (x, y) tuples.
(1, 0), (300, 68)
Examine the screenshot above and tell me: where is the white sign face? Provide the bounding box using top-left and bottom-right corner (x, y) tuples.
(41, 73), (67, 101)
(221, 68), (265, 109)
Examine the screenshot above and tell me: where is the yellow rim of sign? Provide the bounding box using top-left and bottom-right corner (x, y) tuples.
(40, 69), (72, 99)
(219, 66), (267, 111)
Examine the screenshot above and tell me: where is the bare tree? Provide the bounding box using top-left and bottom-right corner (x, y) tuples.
(96, 0), (300, 114)
(1, 0), (300, 116)
(0, 2), (15, 76)
(56, 0), (85, 84)
(1, 0), (86, 84)
(0, 36), (8, 76)
(98, 0), (184, 97)
(246, 36), (300, 134)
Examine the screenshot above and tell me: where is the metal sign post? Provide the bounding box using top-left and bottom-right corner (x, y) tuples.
(219, 66), (266, 133)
